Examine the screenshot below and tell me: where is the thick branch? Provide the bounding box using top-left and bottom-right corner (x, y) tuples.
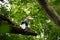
(38, 0), (60, 27)
(0, 14), (37, 36)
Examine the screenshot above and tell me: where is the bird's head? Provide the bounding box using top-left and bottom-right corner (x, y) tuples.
(26, 16), (34, 20)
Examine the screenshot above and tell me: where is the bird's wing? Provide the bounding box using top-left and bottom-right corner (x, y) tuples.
(20, 24), (26, 29)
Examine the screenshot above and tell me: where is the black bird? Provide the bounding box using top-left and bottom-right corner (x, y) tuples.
(20, 16), (33, 29)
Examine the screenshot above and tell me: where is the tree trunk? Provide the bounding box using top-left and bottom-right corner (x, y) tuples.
(38, 0), (60, 27)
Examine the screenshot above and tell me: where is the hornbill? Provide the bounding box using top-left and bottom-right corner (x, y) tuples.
(20, 16), (33, 29)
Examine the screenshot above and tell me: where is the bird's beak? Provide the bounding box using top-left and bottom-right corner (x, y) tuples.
(29, 17), (34, 20)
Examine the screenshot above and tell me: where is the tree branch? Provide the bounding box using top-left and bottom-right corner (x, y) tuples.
(38, 0), (60, 27)
(0, 14), (37, 36)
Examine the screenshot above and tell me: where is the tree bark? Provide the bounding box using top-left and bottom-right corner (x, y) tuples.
(38, 0), (60, 27)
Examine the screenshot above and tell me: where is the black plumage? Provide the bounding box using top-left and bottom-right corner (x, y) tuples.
(21, 19), (28, 27)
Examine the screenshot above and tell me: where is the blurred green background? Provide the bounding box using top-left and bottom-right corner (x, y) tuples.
(0, 0), (60, 40)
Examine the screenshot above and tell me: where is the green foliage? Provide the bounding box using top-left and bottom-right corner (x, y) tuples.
(0, 0), (60, 40)
(0, 20), (11, 34)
